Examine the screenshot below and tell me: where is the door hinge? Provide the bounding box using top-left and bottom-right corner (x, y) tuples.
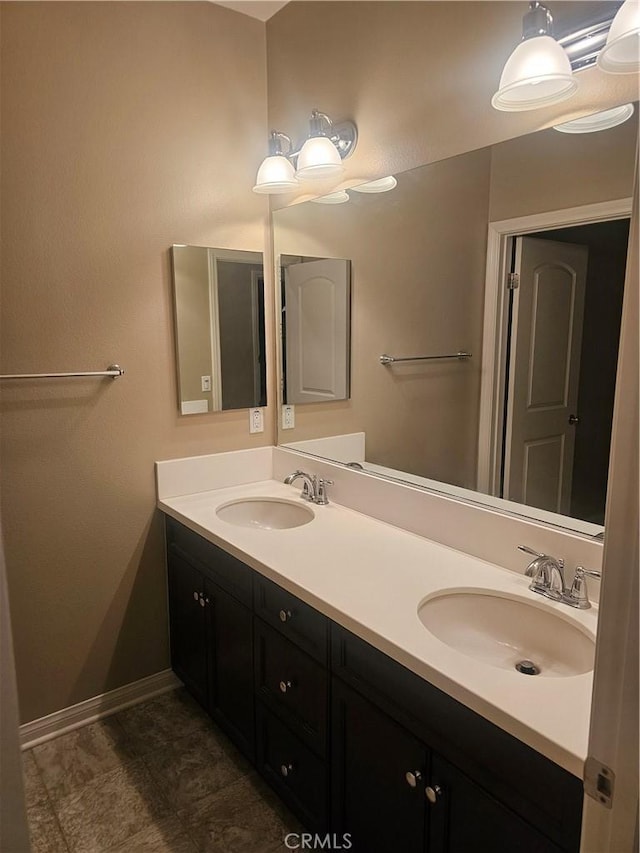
(584, 756), (615, 808)
(507, 273), (520, 290)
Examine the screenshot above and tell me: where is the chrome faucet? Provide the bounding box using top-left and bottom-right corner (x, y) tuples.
(518, 546), (602, 609)
(284, 470), (334, 505)
(518, 545), (565, 601)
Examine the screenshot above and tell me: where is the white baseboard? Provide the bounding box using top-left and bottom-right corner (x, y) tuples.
(20, 669), (180, 750)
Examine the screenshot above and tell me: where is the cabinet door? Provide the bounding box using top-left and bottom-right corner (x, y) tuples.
(206, 579), (255, 760)
(428, 754), (564, 853)
(332, 678), (427, 853)
(167, 552), (208, 708)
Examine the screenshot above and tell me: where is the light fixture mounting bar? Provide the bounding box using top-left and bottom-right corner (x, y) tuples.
(557, 9), (619, 70)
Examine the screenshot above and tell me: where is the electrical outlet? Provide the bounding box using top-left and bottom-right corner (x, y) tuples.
(201, 375), (211, 392)
(249, 408), (264, 434)
(282, 404), (295, 430)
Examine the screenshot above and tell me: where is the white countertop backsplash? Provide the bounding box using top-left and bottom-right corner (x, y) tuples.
(156, 446), (600, 778)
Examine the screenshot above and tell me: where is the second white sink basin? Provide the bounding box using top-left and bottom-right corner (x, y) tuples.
(216, 497), (314, 530)
(418, 589), (595, 678)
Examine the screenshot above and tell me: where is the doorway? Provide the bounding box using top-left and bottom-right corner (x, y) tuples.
(500, 219), (629, 525)
(477, 198), (632, 531)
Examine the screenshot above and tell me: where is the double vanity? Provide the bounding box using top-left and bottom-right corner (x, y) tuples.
(156, 447), (599, 852)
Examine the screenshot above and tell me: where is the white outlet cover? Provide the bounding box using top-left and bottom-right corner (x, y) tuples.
(282, 405), (295, 429)
(249, 408), (264, 434)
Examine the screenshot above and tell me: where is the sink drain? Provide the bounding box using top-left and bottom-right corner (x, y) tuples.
(515, 659), (540, 676)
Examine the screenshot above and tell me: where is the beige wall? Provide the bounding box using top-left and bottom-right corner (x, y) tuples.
(0, 2), (270, 723)
(488, 115), (638, 221)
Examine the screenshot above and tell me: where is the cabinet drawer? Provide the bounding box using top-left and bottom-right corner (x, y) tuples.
(255, 619), (328, 754)
(256, 702), (328, 832)
(254, 575), (328, 664)
(166, 517), (252, 606)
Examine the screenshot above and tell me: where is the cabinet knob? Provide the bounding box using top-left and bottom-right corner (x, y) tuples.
(279, 679), (293, 694)
(405, 770), (422, 788)
(426, 784), (443, 804)
(279, 609), (292, 623)
(193, 592), (199, 602)
(199, 595), (206, 607)
(280, 763), (294, 777)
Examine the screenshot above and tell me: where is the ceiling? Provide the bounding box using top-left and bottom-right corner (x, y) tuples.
(214, 1), (289, 21)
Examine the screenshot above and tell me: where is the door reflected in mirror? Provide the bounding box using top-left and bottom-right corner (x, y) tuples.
(171, 246), (266, 415)
(274, 111), (637, 534)
(281, 255), (351, 405)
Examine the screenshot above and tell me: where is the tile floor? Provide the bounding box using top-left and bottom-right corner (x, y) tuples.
(23, 688), (301, 853)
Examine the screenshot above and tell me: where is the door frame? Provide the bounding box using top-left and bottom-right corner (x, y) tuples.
(477, 197), (633, 497)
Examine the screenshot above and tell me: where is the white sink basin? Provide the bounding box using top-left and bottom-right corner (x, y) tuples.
(216, 498), (314, 530)
(417, 589), (595, 678)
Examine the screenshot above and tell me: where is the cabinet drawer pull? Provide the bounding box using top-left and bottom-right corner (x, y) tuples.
(280, 762), (294, 777)
(193, 591), (199, 602)
(279, 679), (293, 694)
(405, 770), (422, 788)
(279, 609), (292, 623)
(199, 595), (206, 607)
(426, 784), (442, 804)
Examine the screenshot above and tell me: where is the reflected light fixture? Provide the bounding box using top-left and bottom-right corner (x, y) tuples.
(253, 110), (358, 194)
(553, 103), (635, 133)
(350, 176), (398, 193)
(597, 0), (640, 74)
(310, 190), (351, 205)
(492, 1), (578, 111)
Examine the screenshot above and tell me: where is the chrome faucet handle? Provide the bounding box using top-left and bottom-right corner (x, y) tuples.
(518, 544), (545, 559)
(518, 545), (564, 577)
(315, 478), (334, 505)
(518, 544), (565, 575)
(563, 567), (602, 610)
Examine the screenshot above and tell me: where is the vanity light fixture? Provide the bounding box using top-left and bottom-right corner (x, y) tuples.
(350, 176), (398, 193)
(597, 0), (640, 74)
(553, 103), (635, 133)
(295, 110), (358, 180)
(253, 110), (358, 194)
(492, 1), (578, 112)
(253, 132), (299, 194)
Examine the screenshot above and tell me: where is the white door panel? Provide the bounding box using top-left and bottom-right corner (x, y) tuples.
(504, 237), (588, 514)
(285, 258), (351, 404)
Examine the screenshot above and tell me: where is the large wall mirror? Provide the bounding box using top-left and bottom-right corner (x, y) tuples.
(274, 109), (638, 536)
(171, 246), (266, 415)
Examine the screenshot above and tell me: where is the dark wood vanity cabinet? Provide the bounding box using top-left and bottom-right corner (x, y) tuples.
(165, 518), (255, 759)
(164, 517), (583, 853)
(331, 625), (582, 853)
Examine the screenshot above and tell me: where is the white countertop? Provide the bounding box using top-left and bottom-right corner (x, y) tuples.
(158, 478), (597, 778)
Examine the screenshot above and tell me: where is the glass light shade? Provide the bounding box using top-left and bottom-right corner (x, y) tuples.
(553, 103), (635, 133)
(310, 190), (350, 205)
(253, 155), (299, 194)
(492, 35), (578, 111)
(350, 176), (398, 193)
(597, 0), (640, 73)
(295, 136), (344, 180)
